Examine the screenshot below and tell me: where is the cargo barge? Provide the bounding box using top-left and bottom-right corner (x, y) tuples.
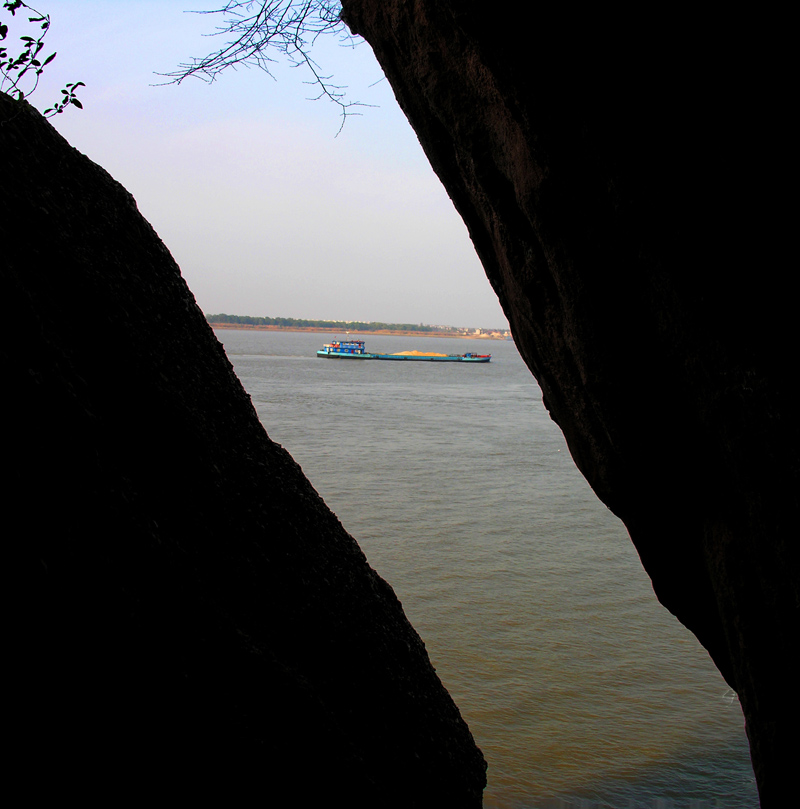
(317, 340), (491, 363)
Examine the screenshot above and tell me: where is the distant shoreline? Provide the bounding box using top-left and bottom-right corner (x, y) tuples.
(208, 323), (510, 340)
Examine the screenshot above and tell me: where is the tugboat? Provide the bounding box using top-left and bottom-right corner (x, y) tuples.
(316, 340), (490, 362)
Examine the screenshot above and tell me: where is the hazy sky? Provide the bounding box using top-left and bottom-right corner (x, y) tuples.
(17, 0), (508, 329)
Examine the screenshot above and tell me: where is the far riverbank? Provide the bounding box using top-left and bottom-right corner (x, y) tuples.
(208, 323), (511, 341)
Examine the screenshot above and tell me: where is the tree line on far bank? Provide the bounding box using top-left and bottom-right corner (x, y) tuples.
(205, 314), (460, 333)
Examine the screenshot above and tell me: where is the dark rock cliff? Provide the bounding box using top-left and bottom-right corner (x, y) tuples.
(341, 2), (797, 804)
(1, 92), (486, 806)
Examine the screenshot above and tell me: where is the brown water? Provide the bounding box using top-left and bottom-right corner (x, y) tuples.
(218, 328), (757, 808)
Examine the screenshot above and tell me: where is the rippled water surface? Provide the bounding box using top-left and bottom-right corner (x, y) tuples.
(216, 328), (757, 808)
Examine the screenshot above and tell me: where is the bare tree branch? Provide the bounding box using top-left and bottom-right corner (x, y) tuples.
(163, 1), (367, 133)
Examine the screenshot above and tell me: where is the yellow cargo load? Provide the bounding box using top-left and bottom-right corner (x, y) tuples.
(390, 350), (449, 357)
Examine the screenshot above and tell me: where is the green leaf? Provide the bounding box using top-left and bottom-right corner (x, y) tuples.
(70, 98), (82, 109)
(43, 52), (56, 66)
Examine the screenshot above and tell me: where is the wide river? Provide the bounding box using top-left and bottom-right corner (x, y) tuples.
(216, 328), (757, 809)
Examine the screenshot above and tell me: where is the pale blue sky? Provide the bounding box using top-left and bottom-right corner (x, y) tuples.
(16, 0), (508, 329)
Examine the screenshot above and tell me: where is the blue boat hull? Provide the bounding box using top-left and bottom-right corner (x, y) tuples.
(373, 354), (490, 362)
